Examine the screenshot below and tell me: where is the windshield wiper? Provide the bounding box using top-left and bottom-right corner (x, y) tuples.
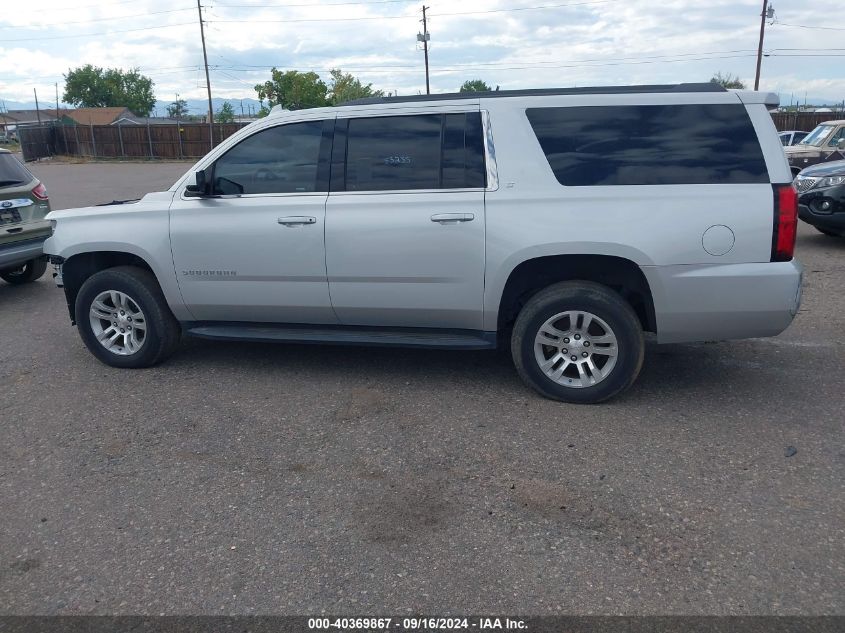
(0, 179), (24, 186)
(95, 199), (141, 206)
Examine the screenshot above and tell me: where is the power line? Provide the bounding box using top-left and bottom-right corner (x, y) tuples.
(27, 0), (138, 10)
(430, 0), (619, 18)
(1, 22), (195, 42)
(209, 0), (619, 24)
(205, 52), (762, 76)
(773, 21), (845, 32)
(0, 7), (194, 28)
(214, 0), (415, 6)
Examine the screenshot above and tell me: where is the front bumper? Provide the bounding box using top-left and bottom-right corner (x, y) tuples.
(0, 236), (48, 270)
(798, 185), (845, 235)
(642, 260), (803, 344)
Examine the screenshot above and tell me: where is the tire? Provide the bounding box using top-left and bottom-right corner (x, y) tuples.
(511, 281), (644, 404)
(1, 257), (47, 284)
(815, 227), (842, 237)
(75, 265), (181, 368)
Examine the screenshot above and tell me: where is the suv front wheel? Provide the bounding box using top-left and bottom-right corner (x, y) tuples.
(511, 281), (644, 404)
(75, 266), (181, 368)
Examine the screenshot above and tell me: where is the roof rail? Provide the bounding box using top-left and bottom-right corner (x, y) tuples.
(339, 83), (726, 106)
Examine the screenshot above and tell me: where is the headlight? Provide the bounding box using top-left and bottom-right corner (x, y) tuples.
(818, 175), (845, 187)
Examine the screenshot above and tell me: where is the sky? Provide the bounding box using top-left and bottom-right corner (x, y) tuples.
(1, 0), (843, 110)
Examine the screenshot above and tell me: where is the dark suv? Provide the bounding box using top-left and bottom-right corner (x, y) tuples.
(795, 159), (845, 236)
(0, 149), (51, 284)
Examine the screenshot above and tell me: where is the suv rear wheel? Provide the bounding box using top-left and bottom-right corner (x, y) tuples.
(1, 257), (47, 284)
(511, 281), (644, 403)
(75, 266), (181, 368)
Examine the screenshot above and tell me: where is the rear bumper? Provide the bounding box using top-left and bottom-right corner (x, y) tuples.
(642, 260), (803, 344)
(0, 236), (48, 270)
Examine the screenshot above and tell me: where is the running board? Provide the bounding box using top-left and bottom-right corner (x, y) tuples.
(185, 324), (497, 350)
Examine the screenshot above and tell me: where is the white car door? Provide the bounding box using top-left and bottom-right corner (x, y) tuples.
(324, 110), (488, 330)
(170, 118), (337, 323)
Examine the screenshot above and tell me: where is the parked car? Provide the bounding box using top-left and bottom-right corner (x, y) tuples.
(0, 148), (51, 284)
(43, 83), (802, 403)
(779, 130), (809, 146)
(784, 120), (845, 175)
(795, 159), (845, 237)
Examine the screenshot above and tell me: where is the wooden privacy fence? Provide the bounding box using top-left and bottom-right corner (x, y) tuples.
(770, 111), (844, 132)
(17, 125), (55, 161)
(55, 122), (250, 159)
(18, 122), (251, 161)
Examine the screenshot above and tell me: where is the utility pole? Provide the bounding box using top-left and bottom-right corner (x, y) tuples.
(418, 5), (431, 95)
(55, 83), (59, 119)
(34, 88), (42, 125)
(196, 0), (214, 149)
(754, 0), (774, 90)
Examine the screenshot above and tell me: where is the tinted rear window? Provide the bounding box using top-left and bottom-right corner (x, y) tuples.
(0, 154), (34, 188)
(339, 112), (486, 191)
(526, 104), (769, 186)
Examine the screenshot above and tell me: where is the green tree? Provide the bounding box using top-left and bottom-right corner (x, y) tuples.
(327, 69), (383, 105)
(710, 72), (746, 89)
(254, 69), (328, 111)
(216, 101), (236, 123)
(459, 79), (492, 93)
(63, 64), (156, 116)
(167, 99), (189, 118)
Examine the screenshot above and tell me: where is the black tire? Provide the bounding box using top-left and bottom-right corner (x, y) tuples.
(815, 227), (842, 237)
(75, 265), (181, 368)
(511, 281), (644, 404)
(1, 257), (47, 284)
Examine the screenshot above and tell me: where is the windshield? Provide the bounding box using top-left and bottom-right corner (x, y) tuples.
(0, 154), (33, 188)
(799, 124), (835, 148)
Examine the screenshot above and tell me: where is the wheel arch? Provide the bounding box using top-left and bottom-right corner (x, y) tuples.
(494, 253), (657, 336)
(60, 251), (159, 324)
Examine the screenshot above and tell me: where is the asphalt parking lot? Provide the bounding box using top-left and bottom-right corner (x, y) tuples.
(1, 160), (843, 615)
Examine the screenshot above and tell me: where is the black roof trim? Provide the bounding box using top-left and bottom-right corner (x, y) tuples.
(339, 83), (727, 106)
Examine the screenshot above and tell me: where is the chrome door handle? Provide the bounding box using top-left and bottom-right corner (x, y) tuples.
(278, 216), (316, 226)
(430, 213), (475, 224)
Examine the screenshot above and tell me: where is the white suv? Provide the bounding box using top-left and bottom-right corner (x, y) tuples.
(44, 83), (802, 403)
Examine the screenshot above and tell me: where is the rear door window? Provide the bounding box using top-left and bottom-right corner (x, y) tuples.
(526, 104), (769, 186)
(337, 112), (486, 191)
(0, 153), (34, 188)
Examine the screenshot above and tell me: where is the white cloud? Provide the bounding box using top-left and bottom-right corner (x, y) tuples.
(0, 0), (842, 105)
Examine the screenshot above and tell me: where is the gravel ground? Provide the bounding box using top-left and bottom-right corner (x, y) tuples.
(1, 161), (843, 615)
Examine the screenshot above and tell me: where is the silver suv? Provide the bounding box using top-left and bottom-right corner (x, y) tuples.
(44, 83), (802, 403)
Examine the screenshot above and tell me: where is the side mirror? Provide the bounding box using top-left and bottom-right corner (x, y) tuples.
(838, 139), (845, 150)
(185, 169), (210, 197)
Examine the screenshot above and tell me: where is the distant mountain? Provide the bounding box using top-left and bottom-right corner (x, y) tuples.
(152, 98), (263, 118)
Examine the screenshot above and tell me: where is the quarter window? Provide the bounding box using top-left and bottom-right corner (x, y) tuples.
(212, 121), (327, 195)
(526, 104), (769, 186)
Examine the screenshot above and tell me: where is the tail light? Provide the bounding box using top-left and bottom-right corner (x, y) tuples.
(771, 184), (797, 262)
(32, 182), (49, 201)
